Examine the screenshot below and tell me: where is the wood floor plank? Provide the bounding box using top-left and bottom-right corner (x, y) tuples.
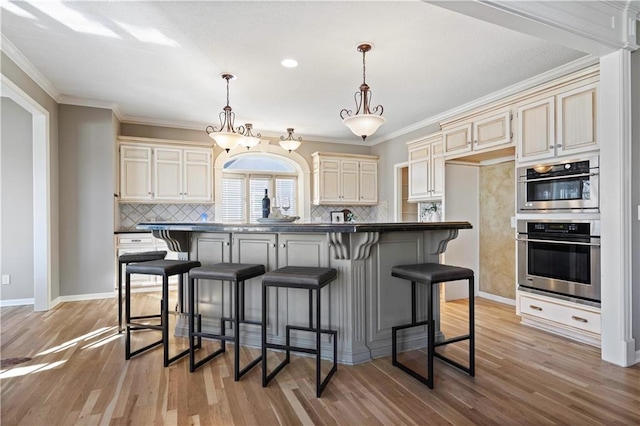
(1, 295), (639, 425)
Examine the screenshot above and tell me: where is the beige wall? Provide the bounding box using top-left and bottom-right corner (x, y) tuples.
(1, 98), (34, 300)
(59, 105), (116, 296)
(479, 161), (515, 298)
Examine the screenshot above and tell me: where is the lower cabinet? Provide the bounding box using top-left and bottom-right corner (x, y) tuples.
(518, 291), (601, 347)
(115, 233), (178, 288)
(188, 232), (332, 353)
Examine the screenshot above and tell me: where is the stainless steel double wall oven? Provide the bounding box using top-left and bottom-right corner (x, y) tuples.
(516, 156), (601, 303)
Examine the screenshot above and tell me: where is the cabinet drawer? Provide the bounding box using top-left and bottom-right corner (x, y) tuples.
(118, 234), (155, 245)
(520, 295), (600, 334)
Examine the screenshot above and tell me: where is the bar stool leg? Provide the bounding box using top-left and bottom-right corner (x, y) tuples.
(189, 276), (196, 372)
(162, 274), (170, 367)
(261, 283), (267, 387)
(469, 276), (475, 377)
(427, 281), (435, 389)
(316, 287), (322, 398)
(234, 279), (241, 381)
(125, 271), (132, 359)
(118, 261), (124, 333)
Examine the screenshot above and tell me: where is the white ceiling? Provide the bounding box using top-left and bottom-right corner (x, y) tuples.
(0, 1), (587, 144)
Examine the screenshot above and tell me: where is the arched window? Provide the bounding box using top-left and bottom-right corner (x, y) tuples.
(221, 153), (299, 223)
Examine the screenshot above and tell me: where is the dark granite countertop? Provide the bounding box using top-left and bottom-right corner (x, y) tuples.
(136, 221), (472, 233)
(114, 229), (152, 234)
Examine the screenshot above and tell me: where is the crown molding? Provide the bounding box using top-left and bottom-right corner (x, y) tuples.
(368, 54), (599, 146)
(58, 95), (123, 120)
(120, 115), (354, 145)
(1, 34), (60, 101)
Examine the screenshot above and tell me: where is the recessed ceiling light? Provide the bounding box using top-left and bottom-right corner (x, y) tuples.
(281, 59), (298, 68)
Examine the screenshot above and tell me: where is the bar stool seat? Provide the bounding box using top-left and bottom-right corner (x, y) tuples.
(188, 263), (266, 380)
(125, 259), (201, 367)
(117, 250), (167, 333)
(261, 266), (338, 398)
(391, 263), (475, 389)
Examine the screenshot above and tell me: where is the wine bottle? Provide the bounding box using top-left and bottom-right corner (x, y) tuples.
(262, 189), (270, 218)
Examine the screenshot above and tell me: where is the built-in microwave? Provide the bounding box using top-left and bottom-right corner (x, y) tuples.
(517, 156), (599, 212)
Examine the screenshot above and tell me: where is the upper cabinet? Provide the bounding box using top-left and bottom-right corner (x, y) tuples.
(517, 82), (598, 163)
(312, 152), (378, 205)
(407, 133), (443, 202)
(120, 145), (153, 201)
(442, 108), (513, 158)
(118, 138), (213, 203)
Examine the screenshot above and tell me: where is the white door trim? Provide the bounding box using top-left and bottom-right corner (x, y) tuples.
(1, 74), (52, 311)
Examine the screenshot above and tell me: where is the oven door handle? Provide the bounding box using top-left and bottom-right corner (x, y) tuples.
(516, 237), (600, 247)
(518, 172), (598, 183)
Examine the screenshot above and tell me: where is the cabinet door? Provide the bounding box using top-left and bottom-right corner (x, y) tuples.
(319, 159), (341, 203)
(473, 110), (512, 151)
(232, 233), (277, 325)
(430, 141), (444, 198)
(517, 97), (555, 162)
(277, 233), (330, 339)
(341, 160), (360, 203)
(183, 149), (212, 202)
(443, 123), (472, 156)
(154, 148), (183, 200)
(408, 143), (430, 202)
(120, 145), (152, 201)
(359, 161), (378, 204)
(557, 83), (597, 156)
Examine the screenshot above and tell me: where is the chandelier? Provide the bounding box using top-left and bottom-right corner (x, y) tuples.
(340, 43), (385, 141)
(279, 128), (302, 152)
(206, 73), (257, 152)
(242, 123), (261, 149)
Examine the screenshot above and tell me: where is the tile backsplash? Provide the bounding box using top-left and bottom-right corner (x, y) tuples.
(119, 203), (215, 231)
(119, 203), (389, 231)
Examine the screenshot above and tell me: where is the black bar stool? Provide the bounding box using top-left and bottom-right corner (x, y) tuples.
(188, 263), (266, 380)
(261, 266), (338, 398)
(125, 259), (201, 367)
(391, 263), (475, 389)
(117, 250), (167, 333)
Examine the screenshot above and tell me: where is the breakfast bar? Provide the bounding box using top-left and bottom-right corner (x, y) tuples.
(137, 221), (472, 365)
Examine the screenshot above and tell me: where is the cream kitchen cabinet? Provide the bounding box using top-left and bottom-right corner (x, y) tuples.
(312, 152), (378, 205)
(115, 233), (178, 288)
(120, 145), (153, 201)
(517, 83), (598, 163)
(407, 133), (444, 202)
(119, 141), (212, 203)
(442, 109), (513, 158)
(518, 291), (601, 347)
(154, 147), (212, 202)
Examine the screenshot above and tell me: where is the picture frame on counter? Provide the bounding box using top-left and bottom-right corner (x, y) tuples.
(330, 211), (345, 224)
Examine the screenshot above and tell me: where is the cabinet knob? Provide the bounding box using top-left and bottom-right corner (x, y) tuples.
(549, 145), (555, 149)
(281, 244), (286, 248)
(557, 144), (563, 148)
(272, 243), (276, 248)
(226, 242), (230, 246)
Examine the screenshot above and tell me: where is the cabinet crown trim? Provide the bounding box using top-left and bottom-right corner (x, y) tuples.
(118, 135), (214, 148)
(311, 151), (379, 161)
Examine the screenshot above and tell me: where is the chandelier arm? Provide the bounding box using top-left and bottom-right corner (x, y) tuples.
(340, 108), (353, 119)
(205, 125), (216, 135)
(353, 91), (363, 115)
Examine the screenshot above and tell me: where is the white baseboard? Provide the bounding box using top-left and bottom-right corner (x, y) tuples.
(57, 292), (115, 303)
(636, 349), (640, 365)
(478, 291), (516, 306)
(0, 298), (35, 307)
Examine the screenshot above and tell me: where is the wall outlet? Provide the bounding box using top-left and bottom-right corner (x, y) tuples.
(2, 275), (10, 285)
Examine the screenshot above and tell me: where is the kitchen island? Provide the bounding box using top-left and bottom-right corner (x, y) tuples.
(137, 221), (472, 365)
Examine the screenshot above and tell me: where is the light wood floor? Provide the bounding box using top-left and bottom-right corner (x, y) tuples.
(1, 294), (639, 425)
